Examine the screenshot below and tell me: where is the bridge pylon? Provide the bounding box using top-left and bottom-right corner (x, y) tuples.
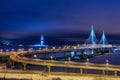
(86, 25), (98, 45)
(99, 31), (108, 45)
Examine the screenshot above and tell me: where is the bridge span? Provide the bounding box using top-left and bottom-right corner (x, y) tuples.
(6, 44), (120, 76)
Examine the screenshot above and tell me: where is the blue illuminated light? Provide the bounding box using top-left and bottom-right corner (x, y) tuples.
(84, 49), (89, 55)
(40, 35), (44, 46)
(86, 25), (98, 44)
(91, 49), (94, 54)
(1, 40), (12, 46)
(70, 51), (75, 57)
(33, 35), (48, 47)
(99, 31), (108, 45)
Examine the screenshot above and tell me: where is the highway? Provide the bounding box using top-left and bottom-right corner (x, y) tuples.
(10, 53), (120, 71)
(0, 44), (119, 77)
(0, 51), (16, 56)
(8, 45), (120, 77)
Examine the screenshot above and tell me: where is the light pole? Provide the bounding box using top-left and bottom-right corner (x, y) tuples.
(33, 54), (37, 59)
(86, 58), (89, 62)
(106, 59), (109, 75)
(11, 49), (14, 52)
(86, 58), (89, 74)
(44, 61), (46, 72)
(85, 58), (89, 79)
(52, 47), (56, 60)
(6, 49), (9, 52)
(68, 57), (71, 62)
(0, 49), (3, 52)
(50, 56), (53, 60)
(4, 65), (7, 80)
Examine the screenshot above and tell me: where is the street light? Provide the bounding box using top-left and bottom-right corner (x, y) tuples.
(85, 58), (89, 74)
(39, 48), (41, 50)
(11, 49), (14, 52)
(86, 58), (89, 62)
(106, 59), (109, 75)
(6, 49), (9, 52)
(50, 56), (53, 60)
(22, 48), (24, 51)
(52, 47), (56, 50)
(0, 49), (3, 52)
(68, 57), (71, 62)
(34, 54), (37, 59)
(52, 47), (56, 60)
(106, 59), (109, 65)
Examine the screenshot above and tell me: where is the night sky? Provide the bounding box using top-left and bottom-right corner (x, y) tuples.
(0, 0), (120, 44)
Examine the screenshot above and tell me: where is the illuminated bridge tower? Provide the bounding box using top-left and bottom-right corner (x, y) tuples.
(86, 25), (98, 45)
(99, 31), (108, 45)
(40, 35), (44, 46)
(33, 35), (48, 47)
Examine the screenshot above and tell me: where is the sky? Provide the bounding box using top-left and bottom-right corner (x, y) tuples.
(0, 0), (120, 40)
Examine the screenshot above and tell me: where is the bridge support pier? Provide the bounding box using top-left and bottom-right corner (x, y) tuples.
(80, 68), (83, 74)
(8, 58), (12, 67)
(64, 52), (66, 60)
(54, 53), (56, 60)
(8, 58), (11, 63)
(50, 53), (52, 59)
(74, 51), (77, 56)
(114, 71), (117, 76)
(2, 56), (4, 61)
(23, 63), (27, 70)
(11, 61), (15, 69)
(12, 61), (15, 66)
(102, 70), (105, 75)
(48, 66), (51, 73)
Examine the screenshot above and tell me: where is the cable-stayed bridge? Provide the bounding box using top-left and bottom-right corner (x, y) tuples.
(0, 26), (120, 79)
